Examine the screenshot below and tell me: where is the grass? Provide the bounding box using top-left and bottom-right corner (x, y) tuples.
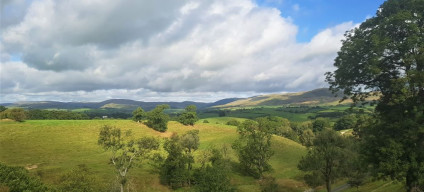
(0, 119), (308, 192)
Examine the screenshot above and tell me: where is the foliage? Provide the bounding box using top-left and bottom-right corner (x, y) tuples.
(98, 125), (159, 192)
(326, 0), (424, 191)
(132, 107), (145, 122)
(333, 114), (357, 131)
(0, 108), (27, 122)
(180, 130), (200, 186)
(0, 162), (51, 192)
(299, 129), (315, 147)
(58, 164), (100, 192)
(145, 105), (170, 132)
(312, 118), (330, 132)
(232, 120), (274, 179)
(178, 105), (198, 126)
(298, 129), (350, 192)
(0, 106), (7, 112)
(27, 109), (89, 120)
(193, 148), (234, 192)
(226, 119), (240, 126)
(203, 119), (209, 123)
(160, 133), (189, 189)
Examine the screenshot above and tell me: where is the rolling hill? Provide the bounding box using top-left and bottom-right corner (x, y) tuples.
(215, 88), (346, 108)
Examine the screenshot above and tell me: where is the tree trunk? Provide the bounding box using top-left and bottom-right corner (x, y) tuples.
(406, 168), (417, 192)
(120, 184), (124, 192)
(326, 178), (331, 192)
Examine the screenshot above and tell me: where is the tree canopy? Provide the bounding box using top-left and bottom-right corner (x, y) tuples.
(326, 0), (424, 191)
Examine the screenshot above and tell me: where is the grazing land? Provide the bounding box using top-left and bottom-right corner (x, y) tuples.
(0, 119), (308, 192)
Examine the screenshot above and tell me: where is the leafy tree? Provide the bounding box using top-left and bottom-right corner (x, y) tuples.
(132, 107), (145, 122)
(160, 133), (189, 189)
(2, 108), (27, 122)
(180, 130), (200, 186)
(298, 129), (349, 192)
(193, 148), (234, 192)
(226, 119), (240, 126)
(0, 162), (51, 192)
(325, 0), (424, 191)
(232, 120), (274, 179)
(145, 105), (170, 132)
(299, 129), (315, 147)
(312, 118), (330, 132)
(0, 106), (7, 112)
(98, 125), (159, 192)
(334, 114), (357, 131)
(58, 164), (100, 192)
(178, 105), (198, 126)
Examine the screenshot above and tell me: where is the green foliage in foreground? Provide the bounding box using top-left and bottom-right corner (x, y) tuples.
(0, 162), (51, 192)
(233, 120), (274, 179)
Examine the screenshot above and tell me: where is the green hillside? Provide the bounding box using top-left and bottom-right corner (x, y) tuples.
(0, 119), (308, 192)
(215, 88), (340, 108)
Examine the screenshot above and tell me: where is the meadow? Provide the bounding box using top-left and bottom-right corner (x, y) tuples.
(0, 119), (308, 192)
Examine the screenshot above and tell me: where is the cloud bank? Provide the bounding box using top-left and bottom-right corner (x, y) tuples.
(0, 0), (357, 102)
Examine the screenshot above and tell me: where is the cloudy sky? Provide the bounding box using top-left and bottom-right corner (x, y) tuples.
(1, 0), (384, 103)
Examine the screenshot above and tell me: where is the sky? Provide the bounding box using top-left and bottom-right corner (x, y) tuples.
(0, 0), (385, 103)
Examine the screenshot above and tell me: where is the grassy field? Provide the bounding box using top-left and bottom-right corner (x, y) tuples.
(0, 119), (308, 191)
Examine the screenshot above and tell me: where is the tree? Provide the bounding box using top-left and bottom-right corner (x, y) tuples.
(180, 130), (200, 186)
(193, 148), (234, 192)
(232, 120), (274, 179)
(312, 118), (330, 132)
(0, 162), (50, 192)
(145, 104), (170, 132)
(160, 133), (189, 189)
(132, 107), (145, 122)
(299, 129), (315, 147)
(98, 125), (159, 192)
(2, 108), (27, 122)
(298, 129), (349, 192)
(178, 105), (198, 126)
(334, 114), (357, 131)
(0, 106), (7, 112)
(325, 0), (424, 191)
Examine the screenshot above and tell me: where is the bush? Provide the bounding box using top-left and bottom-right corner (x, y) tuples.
(203, 120), (209, 123)
(0, 162), (51, 192)
(226, 119), (240, 126)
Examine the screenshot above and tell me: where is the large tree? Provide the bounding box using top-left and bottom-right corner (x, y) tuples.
(232, 120), (274, 179)
(325, 0), (424, 191)
(298, 129), (350, 192)
(178, 105), (198, 126)
(98, 125), (159, 192)
(145, 104), (170, 132)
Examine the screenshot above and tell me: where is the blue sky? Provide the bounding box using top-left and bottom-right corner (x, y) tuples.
(255, 0), (385, 42)
(0, 0), (387, 102)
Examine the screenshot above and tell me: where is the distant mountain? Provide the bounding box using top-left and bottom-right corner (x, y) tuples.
(215, 88), (346, 108)
(1, 98), (239, 111)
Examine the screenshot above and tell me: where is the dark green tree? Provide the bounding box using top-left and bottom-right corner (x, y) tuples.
(0, 106), (7, 112)
(298, 129), (349, 192)
(180, 130), (200, 186)
(160, 133), (189, 189)
(98, 125), (159, 192)
(334, 114), (357, 131)
(145, 105), (170, 132)
(299, 129), (315, 147)
(312, 118), (330, 132)
(193, 148), (234, 192)
(232, 120), (274, 179)
(178, 105), (198, 126)
(0, 162), (51, 192)
(325, 0), (424, 191)
(132, 107), (145, 122)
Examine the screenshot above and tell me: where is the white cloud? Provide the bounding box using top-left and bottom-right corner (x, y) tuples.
(0, 0), (357, 103)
